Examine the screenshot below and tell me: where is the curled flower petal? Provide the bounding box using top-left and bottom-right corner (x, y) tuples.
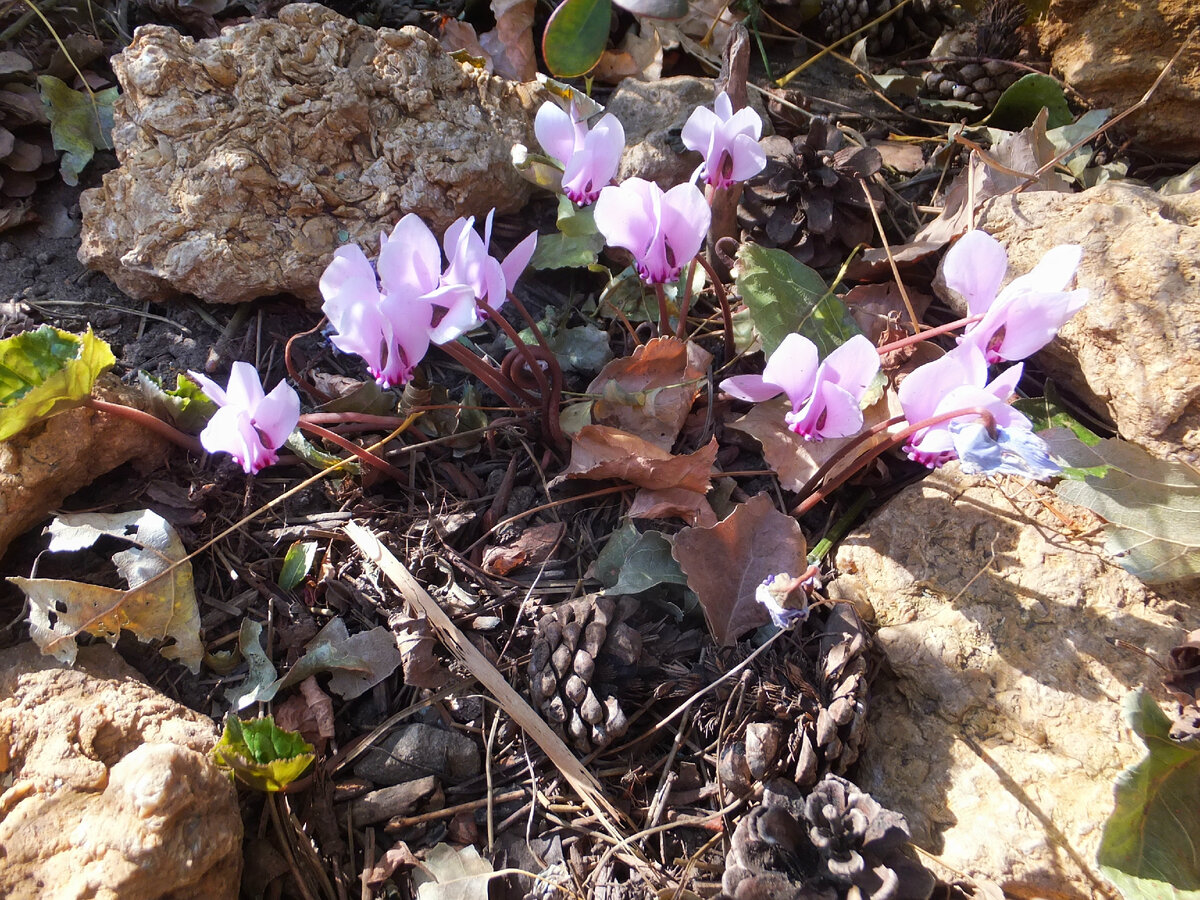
(594, 178), (711, 285)
(536, 101), (625, 205)
(189, 361), (300, 475)
(952, 421), (1060, 480)
(943, 230), (1008, 316)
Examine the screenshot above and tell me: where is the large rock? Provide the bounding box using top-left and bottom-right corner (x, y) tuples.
(830, 466), (1198, 897)
(1040, 0), (1200, 159)
(0, 644), (242, 899)
(79, 4), (546, 306)
(967, 183), (1200, 462)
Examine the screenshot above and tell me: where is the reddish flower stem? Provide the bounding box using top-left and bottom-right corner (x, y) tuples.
(653, 283), (672, 338)
(874, 314), (984, 356)
(675, 258), (699, 340)
(791, 405), (999, 517)
(84, 397), (204, 455)
(478, 298), (554, 402)
(438, 339), (530, 408)
(297, 420), (408, 482)
(692, 254), (735, 365)
(285, 318), (333, 404)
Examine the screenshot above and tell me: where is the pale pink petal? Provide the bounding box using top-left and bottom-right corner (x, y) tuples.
(728, 133), (767, 182)
(943, 230), (1008, 316)
(427, 285), (483, 344)
(1003, 243), (1083, 298)
(823, 334), (880, 400)
(534, 101), (578, 165)
(187, 369), (227, 406)
(379, 215), (442, 295)
(680, 105), (721, 156)
(501, 231), (538, 289)
(253, 379), (301, 448)
(714, 91), (733, 120)
(224, 361), (266, 410)
(660, 182), (710, 266)
(720, 374), (785, 403)
(594, 180), (655, 257)
(788, 380), (863, 440)
(992, 288), (1089, 361)
(200, 405), (258, 466)
(761, 333), (820, 409)
(726, 105), (763, 141)
(319, 244), (379, 326)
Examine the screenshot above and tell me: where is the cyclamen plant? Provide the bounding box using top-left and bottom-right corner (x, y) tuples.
(189, 362), (300, 475)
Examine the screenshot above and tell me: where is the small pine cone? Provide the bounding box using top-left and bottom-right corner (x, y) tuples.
(738, 120), (883, 271)
(716, 776), (935, 900)
(705, 602), (873, 794)
(0, 79), (57, 229)
(922, 0), (1029, 112)
(526, 594), (643, 753)
(817, 0), (949, 56)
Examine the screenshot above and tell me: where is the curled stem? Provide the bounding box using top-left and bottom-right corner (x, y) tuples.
(791, 405), (999, 517)
(438, 339), (530, 409)
(84, 397), (204, 455)
(298, 420), (408, 482)
(692, 254), (735, 365)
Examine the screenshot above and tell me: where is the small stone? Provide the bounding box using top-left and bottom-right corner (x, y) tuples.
(470, 615), (502, 632)
(352, 723), (480, 786)
(719, 742), (753, 795)
(349, 776), (438, 825)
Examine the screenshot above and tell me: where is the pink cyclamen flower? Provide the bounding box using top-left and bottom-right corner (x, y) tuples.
(721, 333), (881, 441)
(945, 229), (1088, 363)
(189, 361), (300, 475)
(593, 178), (711, 285)
(437, 209), (538, 343)
(535, 101), (626, 206)
(898, 343), (1031, 468)
(681, 91), (766, 189)
(319, 216), (442, 389)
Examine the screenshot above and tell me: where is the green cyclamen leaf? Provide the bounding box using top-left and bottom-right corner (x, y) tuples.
(38, 76), (117, 186)
(987, 73), (1073, 131)
(0, 326), (115, 441)
(1048, 433), (1200, 583)
(279, 540), (320, 591)
(735, 244), (861, 357)
(1097, 690), (1200, 900)
(542, 0), (611, 79)
(212, 714), (315, 792)
(138, 371), (218, 432)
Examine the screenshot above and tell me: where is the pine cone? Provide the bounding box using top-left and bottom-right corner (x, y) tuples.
(817, 0), (949, 56)
(716, 775), (935, 900)
(922, 0), (1029, 111)
(699, 602), (872, 793)
(738, 121), (883, 271)
(0, 76), (56, 230)
(526, 594), (643, 753)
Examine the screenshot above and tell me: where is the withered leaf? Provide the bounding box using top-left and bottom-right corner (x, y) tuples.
(482, 521), (565, 575)
(672, 493), (807, 646)
(629, 486), (717, 527)
(479, 0), (536, 82)
(588, 336), (712, 451)
(389, 613), (452, 690)
(564, 425), (717, 493)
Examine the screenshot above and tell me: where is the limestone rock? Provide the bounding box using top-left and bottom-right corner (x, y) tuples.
(831, 466), (1199, 897)
(0, 643), (241, 899)
(78, 4), (546, 306)
(964, 183), (1200, 462)
(1040, 0), (1200, 159)
(607, 77), (715, 190)
(0, 375), (168, 559)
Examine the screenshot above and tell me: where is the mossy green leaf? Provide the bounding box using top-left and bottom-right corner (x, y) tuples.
(735, 244), (861, 357)
(212, 715), (315, 792)
(38, 76), (116, 185)
(0, 326), (114, 441)
(987, 73), (1073, 131)
(1098, 690), (1200, 900)
(542, 0), (611, 78)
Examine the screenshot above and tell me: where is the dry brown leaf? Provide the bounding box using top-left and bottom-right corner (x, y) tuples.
(871, 139), (926, 174)
(629, 486), (717, 527)
(439, 19), (493, 71)
(364, 841), (426, 887)
(274, 676), (335, 754)
(389, 613), (452, 690)
(592, 24), (663, 83)
(841, 282), (933, 344)
(588, 336), (712, 451)
(482, 521), (565, 575)
(672, 493), (808, 646)
(564, 425), (717, 493)
(478, 0), (536, 82)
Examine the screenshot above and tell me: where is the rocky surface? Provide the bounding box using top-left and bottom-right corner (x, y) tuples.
(964, 183), (1200, 462)
(0, 643), (241, 899)
(79, 3), (547, 306)
(1040, 0), (1200, 159)
(352, 721), (481, 786)
(830, 465), (1198, 897)
(0, 375), (168, 559)
(607, 76), (717, 190)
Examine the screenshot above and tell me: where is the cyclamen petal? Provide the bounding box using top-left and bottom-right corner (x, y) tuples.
(189, 362), (300, 475)
(594, 179), (710, 285)
(535, 101), (625, 205)
(681, 91), (766, 189)
(943, 230), (1008, 316)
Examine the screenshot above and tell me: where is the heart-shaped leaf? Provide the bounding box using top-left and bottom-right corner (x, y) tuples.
(212, 715), (315, 792)
(987, 73), (1072, 131)
(542, 0), (611, 78)
(0, 326), (114, 441)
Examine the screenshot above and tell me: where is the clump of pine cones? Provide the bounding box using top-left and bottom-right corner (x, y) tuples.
(922, 0), (1030, 111)
(816, 0), (950, 55)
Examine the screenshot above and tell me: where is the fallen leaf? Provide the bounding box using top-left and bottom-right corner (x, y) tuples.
(1097, 690), (1200, 900)
(564, 425), (716, 493)
(279, 540), (320, 590)
(226, 619), (279, 709)
(629, 486), (717, 527)
(483, 521), (566, 575)
(592, 22), (662, 82)
(11, 509), (203, 672)
(841, 282), (933, 344)
(1046, 432), (1200, 584)
(37, 76), (116, 185)
(414, 843), (495, 900)
(871, 139), (926, 174)
(365, 841), (425, 887)
(672, 494), (808, 645)
(439, 19), (492, 71)
(275, 676), (335, 755)
(0, 325), (115, 441)
(729, 397), (895, 493)
(479, 0), (536, 82)
(588, 336), (712, 451)
(389, 613), (452, 690)
(212, 714), (314, 792)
